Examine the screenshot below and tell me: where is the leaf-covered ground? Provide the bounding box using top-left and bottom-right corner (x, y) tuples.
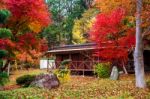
(1, 69), (150, 99)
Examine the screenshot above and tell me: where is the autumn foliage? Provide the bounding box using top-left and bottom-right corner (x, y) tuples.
(90, 8), (135, 64)
(15, 33), (48, 64)
(0, 0), (51, 67)
(6, 0), (51, 33)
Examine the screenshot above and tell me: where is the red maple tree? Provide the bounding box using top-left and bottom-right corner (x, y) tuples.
(0, 0), (51, 67)
(90, 8), (135, 65)
(15, 33), (48, 64)
(6, 0), (51, 33)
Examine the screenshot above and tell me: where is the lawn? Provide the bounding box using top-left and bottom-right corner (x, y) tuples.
(0, 69), (150, 99)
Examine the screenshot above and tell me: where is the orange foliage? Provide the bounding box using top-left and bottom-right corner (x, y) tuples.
(15, 33), (48, 64)
(0, 0), (6, 9)
(6, 0), (51, 33)
(94, 0), (135, 15)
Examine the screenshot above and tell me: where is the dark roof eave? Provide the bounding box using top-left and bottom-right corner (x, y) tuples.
(47, 47), (95, 53)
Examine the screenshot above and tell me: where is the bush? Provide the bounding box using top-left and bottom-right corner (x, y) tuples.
(0, 28), (12, 39)
(61, 59), (71, 66)
(16, 75), (36, 87)
(0, 50), (8, 58)
(94, 63), (110, 78)
(0, 72), (9, 86)
(0, 9), (11, 24)
(54, 67), (70, 83)
(146, 80), (150, 89)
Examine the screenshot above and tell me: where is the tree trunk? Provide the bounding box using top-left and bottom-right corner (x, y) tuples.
(7, 63), (10, 76)
(134, 0), (146, 88)
(2, 60), (11, 71)
(122, 61), (128, 74)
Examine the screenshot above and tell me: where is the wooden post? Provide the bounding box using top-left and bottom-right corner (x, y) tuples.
(83, 69), (85, 77)
(83, 61), (85, 77)
(69, 54), (71, 60)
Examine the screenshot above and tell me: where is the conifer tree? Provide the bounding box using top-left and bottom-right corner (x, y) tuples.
(0, 9), (11, 86)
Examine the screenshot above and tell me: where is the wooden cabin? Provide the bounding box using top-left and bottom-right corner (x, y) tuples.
(46, 43), (150, 74)
(47, 43), (97, 74)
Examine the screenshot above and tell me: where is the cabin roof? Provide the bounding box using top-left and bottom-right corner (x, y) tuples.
(47, 43), (96, 53)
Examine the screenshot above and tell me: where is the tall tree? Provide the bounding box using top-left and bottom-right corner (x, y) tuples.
(0, 9), (12, 86)
(72, 8), (99, 44)
(83, 0), (93, 8)
(44, 0), (88, 46)
(90, 8), (135, 67)
(94, 0), (149, 88)
(1, 0), (51, 68)
(134, 0), (146, 88)
(6, 0), (51, 34)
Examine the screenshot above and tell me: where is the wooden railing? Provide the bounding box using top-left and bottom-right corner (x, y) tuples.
(47, 61), (100, 72)
(47, 60), (136, 73)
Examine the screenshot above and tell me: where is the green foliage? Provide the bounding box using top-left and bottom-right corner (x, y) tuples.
(0, 60), (3, 67)
(0, 28), (12, 39)
(16, 75), (36, 87)
(0, 9), (11, 24)
(61, 59), (71, 66)
(44, 0), (87, 44)
(146, 80), (150, 89)
(94, 63), (110, 78)
(0, 72), (9, 86)
(123, 17), (135, 28)
(41, 24), (61, 47)
(0, 9), (11, 87)
(0, 50), (8, 58)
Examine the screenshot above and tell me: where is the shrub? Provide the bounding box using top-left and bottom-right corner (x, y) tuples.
(0, 28), (12, 39)
(94, 63), (110, 78)
(61, 59), (71, 66)
(146, 80), (150, 89)
(0, 50), (8, 58)
(0, 9), (11, 24)
(54, 67), (70, 83)
(0, 72), (9, 86)
(16, 75), (36, 87)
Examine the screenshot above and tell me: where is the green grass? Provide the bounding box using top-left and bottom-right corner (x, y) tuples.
(1, 70), (150, 99)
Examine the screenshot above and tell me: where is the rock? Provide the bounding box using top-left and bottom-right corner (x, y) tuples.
(30, 73), (60, 89)
(110, 66), (119, 80)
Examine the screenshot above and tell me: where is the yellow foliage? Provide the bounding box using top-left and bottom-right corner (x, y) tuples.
(28, 21), (42, 33)
(58, 72), (70, 83)
(72, 20), (87, 44)
(53, 69), (71, 83)
(72, 8), (99, 44)
(95, 0), (135, 14)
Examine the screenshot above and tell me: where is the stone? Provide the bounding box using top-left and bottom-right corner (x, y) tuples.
(110, 66), (119, 80)
(30, 73), (60, 89)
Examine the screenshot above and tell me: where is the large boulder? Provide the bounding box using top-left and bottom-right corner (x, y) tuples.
(30, 73), (60, 89)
